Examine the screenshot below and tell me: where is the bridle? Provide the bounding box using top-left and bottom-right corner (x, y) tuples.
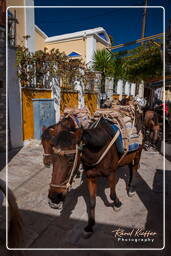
(49, 144), (79, 192)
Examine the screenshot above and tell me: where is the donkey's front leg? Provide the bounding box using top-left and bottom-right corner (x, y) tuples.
(83, 176), (96, 238)
(108, 172), (122, 211)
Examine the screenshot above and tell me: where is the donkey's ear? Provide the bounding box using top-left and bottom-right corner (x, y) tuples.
(75, 128), (83, 143)
(49, 128), (56, 136)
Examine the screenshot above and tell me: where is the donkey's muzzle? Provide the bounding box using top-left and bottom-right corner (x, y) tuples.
(48, 199), (63, 210)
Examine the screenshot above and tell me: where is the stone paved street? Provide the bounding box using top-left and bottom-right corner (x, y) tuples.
(0, 140), (171, 255)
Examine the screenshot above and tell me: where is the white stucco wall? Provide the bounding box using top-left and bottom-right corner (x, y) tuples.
(74, 80), (85, 109)
(125, 81), (130, 96)
(86, 36), (96, 67)
(117, 79), (124, 95)
(52, 77), (61, 122)
(8, 48), (23, 148)
(130, 83), (136, 96)
(94, 72), (101, 108)
(138, 81), (144, 98)
(105, 77), (113, 100)
(24, 0), (35, 52)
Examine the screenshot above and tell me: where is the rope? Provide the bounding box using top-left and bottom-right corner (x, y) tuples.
(117, 150), (128, 166)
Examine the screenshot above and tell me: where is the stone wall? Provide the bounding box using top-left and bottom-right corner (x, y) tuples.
(0, 26), (6, 152)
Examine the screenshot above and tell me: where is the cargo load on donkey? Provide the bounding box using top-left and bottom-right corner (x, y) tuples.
(93, 103), (143, 155)
(61, 106), (92, 129)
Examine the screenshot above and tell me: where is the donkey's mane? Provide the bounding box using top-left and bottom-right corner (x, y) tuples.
(41, 123), (58, 140)
(53, 130), (76, 149)
(44, 117), (117, 150)
(41, 116), (75, 140)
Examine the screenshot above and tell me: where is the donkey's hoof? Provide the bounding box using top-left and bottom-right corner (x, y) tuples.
(113, 200), (122, 212)
(83, 230), (93, 239)
(113, 204), (122, 212)
(128, 187), (136, 197)
(128, 191), (136, 197)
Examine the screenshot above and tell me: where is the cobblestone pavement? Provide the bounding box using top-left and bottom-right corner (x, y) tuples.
(0, 140), (171, 256)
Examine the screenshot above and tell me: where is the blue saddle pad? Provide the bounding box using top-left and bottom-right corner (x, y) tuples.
(110, 123), (140, 154)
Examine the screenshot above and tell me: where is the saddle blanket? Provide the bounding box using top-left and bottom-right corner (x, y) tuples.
(110, 123), (140, 154)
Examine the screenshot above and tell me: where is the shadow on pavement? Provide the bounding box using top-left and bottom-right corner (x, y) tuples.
(1, 165), (170, 256)
(0, 147), (22, 172)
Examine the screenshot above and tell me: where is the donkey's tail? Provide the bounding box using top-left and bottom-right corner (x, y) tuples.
(0, 179), (23, 248)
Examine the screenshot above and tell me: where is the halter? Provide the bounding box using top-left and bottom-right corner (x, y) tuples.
(50, 144), (79, 192)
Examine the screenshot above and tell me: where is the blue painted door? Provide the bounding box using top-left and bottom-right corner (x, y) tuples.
(33, 99), (55, 139)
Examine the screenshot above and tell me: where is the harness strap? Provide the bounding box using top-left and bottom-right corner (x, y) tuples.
(52, 148), (76, 156)
(90, 129), (120, 166)
(65, 113), (80, 128)
(117, 150), (128, 166)
(93, 116), (102, 128)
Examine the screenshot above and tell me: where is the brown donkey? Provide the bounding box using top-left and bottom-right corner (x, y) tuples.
(48, 117), (143, 238)
(144, 110), (160, 145)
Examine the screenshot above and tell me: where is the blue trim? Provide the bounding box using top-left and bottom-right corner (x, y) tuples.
(8, 10), (13, 17)
(128, 143), (140, 152)
(98, 32), (108, 42)
(68, 52), (81, 57)
(111, 124), (124, 154)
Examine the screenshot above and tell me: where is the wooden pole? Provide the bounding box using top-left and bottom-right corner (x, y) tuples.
(141, 0), (148, 45)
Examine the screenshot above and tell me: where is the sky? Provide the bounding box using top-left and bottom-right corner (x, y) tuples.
(34, 0), (171, 50)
